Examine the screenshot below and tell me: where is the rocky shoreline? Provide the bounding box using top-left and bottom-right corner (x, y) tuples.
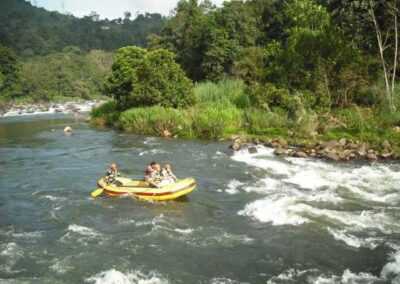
(230, 136), (400, 162)
(0, 100), (105, 117)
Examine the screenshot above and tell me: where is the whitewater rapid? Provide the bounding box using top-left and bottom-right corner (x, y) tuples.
(231, 145), (400, 283)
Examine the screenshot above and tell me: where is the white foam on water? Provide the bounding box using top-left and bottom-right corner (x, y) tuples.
(67, 224), (101, 237)
(143, 137), (160, 146)
(221, 179), (244, 195)
(239, 196), (310, 226)
(12, 231), (43, 241)
(242, 177), (283, 194)
(85, 269), (169, 284)
(0, 242), (24, 273)
(232, 146), (291, 176)
(284, 169), (333, 190)
(267, 269), (316, 284)
(138, 149), (170, 156)
(49, 257), (74, 274)
(212, 151), (227, 160)
(309, 269), (382, 284)
(173, 228), (194, 234)
(60, 224), (103, 245)
(381, 250), (400, 282)
(209, 277), (246, 284)
(233, 145), (400, 231)
(304, 207), (399, 235)
(41, 195), (67, 202)
(327, 228), (380, 249)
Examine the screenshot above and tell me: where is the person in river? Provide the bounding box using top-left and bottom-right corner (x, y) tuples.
(105, 162), (120, 183)
(144, 161), (162, 187)
(160, 163), (177, 185)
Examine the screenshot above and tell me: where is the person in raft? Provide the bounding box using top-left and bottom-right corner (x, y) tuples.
(105, 162), (120, 183)
(160, 163), (177, 185)
(144, 161), (162, 187)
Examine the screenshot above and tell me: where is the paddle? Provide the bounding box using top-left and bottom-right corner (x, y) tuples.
(91, 188), (104, 198)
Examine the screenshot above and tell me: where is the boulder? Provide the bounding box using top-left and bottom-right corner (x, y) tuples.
(274, 148), (287, 156)
(357, 143), (368, 157)
(394, 126), (400, 133)
(231, 135), (241, 141)
(347, 143), (359, 150)
(248, 146), (258, 154)
(272, 138), (288, 149)
(294, 151), (308, 158)
(338, 149), (352, 161)
(321, 140), (339, 149)
(324, 152), (340, 161)
(339, 138), (347, 146)
(230, 142), (241, 151)
(367, 153), (378, 161)
(381, 151), (393, 159)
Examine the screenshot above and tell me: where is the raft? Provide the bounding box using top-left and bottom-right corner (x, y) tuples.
(97, 177), (196, 201)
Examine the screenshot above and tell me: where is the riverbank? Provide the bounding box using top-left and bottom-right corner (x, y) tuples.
(0, 100), (106, 118)
(90, 87), (400, 162)
(229, 136), (400, 162)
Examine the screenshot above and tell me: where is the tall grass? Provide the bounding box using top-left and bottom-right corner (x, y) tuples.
(192, 104), (243, 139)
(119, 106), (193, 137)
(194, 79), (250, 108)
(244, 109), (288, 135)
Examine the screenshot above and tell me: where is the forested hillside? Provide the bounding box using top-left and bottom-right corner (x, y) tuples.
(0, 0), (167, 106)
(0, 0), (165, 56)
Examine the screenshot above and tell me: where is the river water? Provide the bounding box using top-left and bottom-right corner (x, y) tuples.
(0, 115), (399, 284)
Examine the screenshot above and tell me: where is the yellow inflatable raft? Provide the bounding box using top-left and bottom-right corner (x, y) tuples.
(97, 177), (196, 201)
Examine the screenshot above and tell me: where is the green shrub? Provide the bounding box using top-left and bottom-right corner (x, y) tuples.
(248, 83), (288, 108)
(335, 107), (376, 133)
(244, 109), (288, 135)
(90, 101), (119, 127)
(91, 101), (117, 118)
(377, 110), (400, 128)
(294, 111), (319, 137)
(119, 106), (193, 137)
(194, 79), (250, 108)
(192, 104), (243, 139)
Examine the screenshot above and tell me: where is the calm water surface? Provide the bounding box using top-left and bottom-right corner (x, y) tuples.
(0, 115), (399, 284)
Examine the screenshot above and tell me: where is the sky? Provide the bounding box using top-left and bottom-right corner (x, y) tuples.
(31, 0), (225, 19)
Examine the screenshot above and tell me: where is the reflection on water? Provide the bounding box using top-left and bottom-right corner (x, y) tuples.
(0, 115), (399, 283)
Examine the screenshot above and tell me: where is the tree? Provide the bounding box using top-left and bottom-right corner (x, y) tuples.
(325, 0), (399, 111)
(105, 47), (194, 109)
(158, 0), (211, 80)
(105, 46), (147, 108)
(202, 28), (238, 81)
(232, 47), (265, 84)
(368, 0), (398, 111)
(0, 45), (19, 96)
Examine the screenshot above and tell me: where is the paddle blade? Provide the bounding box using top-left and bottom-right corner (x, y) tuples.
(91, 188), (103, 198)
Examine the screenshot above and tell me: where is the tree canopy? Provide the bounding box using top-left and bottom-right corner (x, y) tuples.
(105, 47), (194, 109)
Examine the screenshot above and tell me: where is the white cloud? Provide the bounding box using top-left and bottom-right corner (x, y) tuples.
(35, 0), (225, 19)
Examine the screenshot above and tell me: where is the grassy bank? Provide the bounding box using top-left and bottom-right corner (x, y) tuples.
(91, 79), (400, 156)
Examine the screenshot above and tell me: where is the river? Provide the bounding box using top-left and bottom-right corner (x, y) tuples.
(0, 114), (399, 284)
